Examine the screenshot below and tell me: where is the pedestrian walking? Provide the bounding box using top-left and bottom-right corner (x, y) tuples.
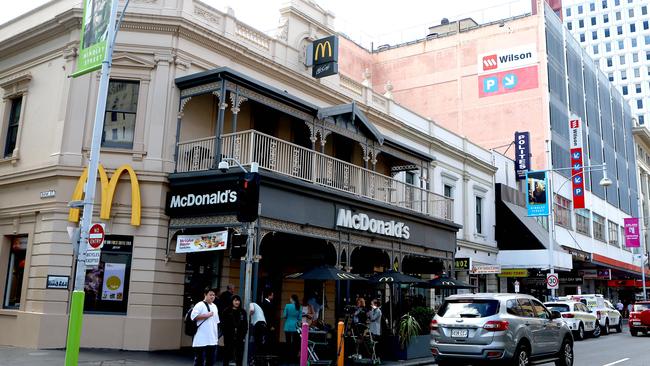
(282, 294), (302, 362)
(221, 295), (248, 366)
(249, 302), (268, 358)
(191, 288), (220, 366)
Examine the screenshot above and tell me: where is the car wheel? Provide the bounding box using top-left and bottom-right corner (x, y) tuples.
(591, 321), (601, 338)
(615, 319), (622, 333)
(554, 338), (574, 366)
(631, 329), (638, 337)
(512, 343), (530, 366)
(602, 319), (610, 335)
(575, 323), (585, 340)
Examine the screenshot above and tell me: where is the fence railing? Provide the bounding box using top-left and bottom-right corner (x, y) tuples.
(176, 130), (454, 221)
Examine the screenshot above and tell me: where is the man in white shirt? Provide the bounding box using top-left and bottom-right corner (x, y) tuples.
(191, 288), (220, 366)
(249, 302), (267, 358)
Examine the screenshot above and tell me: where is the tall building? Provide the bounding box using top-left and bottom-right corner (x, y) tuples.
(563, 0), (650, 126)
(339, 0), (646, 299)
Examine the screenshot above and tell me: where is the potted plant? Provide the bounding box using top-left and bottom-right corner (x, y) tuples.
(398, 313), (421, 349)
(383, 310), (431, 360)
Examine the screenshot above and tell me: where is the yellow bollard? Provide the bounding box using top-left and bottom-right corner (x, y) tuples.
(337, 321), (344, 366)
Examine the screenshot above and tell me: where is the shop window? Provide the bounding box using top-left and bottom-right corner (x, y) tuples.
(83, 235), (132, 314)
(4, 236), (27, 309)
(554, 194), (572, 229)
(3, 97), (22, 158)
(102, 80), (139, 149)
(576, 209), (591, 236)
(608, 221), (619, 246)
(593, 213), (606, 242)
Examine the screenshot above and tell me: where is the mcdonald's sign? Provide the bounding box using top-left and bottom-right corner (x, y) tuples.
(312, 35), (338, 78)
(68, 164), (141, 226)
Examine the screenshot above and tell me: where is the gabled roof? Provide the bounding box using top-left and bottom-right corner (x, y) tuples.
(317, 102), (384, 144)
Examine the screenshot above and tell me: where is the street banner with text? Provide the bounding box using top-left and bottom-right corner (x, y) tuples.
(74, 0), (114, 77)
(515, 131), (530, 180)
(569, 118), (585, 209)
(526, 171), (549, 216)
(624, 217), (640, 248)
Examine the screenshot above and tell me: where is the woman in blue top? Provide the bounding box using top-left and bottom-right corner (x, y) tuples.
(283, 294), (302, 362)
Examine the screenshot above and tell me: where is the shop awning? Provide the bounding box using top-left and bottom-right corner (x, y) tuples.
(500, 200), (556, 250)
(317, 102), (384, 144)
(592, 253), (650, 276)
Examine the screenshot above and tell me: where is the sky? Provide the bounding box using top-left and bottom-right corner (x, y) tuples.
(1, 0), (531, 47)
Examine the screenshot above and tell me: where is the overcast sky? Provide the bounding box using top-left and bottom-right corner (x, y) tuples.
(2, 0), (531, 46)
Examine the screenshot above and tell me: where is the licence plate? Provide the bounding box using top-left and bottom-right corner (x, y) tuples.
(451, 329), (468, 338)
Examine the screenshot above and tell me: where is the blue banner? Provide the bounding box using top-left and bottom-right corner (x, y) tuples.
(526, 171), (549, 216)
(515, 131), (530, 180)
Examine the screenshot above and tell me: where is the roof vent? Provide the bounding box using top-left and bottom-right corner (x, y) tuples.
(441, 18), (450, 25)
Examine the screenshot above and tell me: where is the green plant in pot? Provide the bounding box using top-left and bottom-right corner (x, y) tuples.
(398, 313), (421, 349)
(410, 306), (435, 335)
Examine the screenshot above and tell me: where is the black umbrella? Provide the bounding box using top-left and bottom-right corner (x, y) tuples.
(367, 270), (427, 284)
(286, 265), (367, 281)
(427, 276), (476, 289)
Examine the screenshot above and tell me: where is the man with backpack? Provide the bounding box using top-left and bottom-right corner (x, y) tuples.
(188, 287), (220, 366)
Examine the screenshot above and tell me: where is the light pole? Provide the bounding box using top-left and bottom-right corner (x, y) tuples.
(218, 158), (258, 365)
(543, 161), (612, 300)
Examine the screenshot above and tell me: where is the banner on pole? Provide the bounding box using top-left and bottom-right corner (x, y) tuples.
(515, 131), (530, 180)
(73, 0), (114, 77)
(624, 217), (640, 248)
(526, 171), (549, 216)
(569, 118), (585, 209)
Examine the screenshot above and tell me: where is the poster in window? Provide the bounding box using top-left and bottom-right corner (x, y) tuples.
(101, 262), (126, 301)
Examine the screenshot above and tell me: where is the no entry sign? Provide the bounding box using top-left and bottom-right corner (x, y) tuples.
(88, 223), (105, 249)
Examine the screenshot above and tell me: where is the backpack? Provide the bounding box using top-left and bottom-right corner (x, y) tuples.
(184, 301), (209, 337)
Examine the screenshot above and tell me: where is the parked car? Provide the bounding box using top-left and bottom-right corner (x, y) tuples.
(629, 301), (650, 336)
(430, 293), (574, 366)
(566, 294), (622, 335)
(544, 301), (600, 340)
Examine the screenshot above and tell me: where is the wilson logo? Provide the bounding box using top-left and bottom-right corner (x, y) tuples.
(482, 55), (497, 70)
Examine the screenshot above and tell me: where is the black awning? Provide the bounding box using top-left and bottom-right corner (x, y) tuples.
(317, 102), (384, 144)
(496, 184), (553, 250)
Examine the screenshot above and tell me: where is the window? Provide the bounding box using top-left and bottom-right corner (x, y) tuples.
(632, 38), (638, 48)
(3, 236), (27, 309)
(644, 20), (649, 30)
(102, 80), (139, 149)
(3, 97), (22, 158)
(604, 28), (610, 37)
(578, 5), (583, 14)
(647, 51), (650, 61)
(568, 22), (573, 30)
(643, 5), (648, 15)
(591, 16), (597, 25)
(566, 7), (572, 16)
(631, 23), (636, 32)
(517, 298), (535, 317)
(638, 99), (644, 109)
(443, 184), (453, 198)
(475, 196), (483, 234)
(507, 299), (523, 316)
(608, 73), (614, 81)
(618, 40), (625, 50)
(602, 0), (607, 9)
(607, 57), (613, 67)
(554, 194), (572, 228)
(623, 85), (629, 95)
(646, 35), (650, 45)
(615, 0), (620, 5)
(593, 213), (605, 242)
(637, 84), (642, 94)
(635, 68), (640, 78)
(608, 221), (619, 246)
(640, 115), (646, 125)
(592, 30), (598, 40)
(576, 209), (591, 235)
(580, 33), (586, 42)
(531, 299), (551, 319)
(579, 19), (585, 28)
(630, 8), (635, 17)
(622, 70), (627, 80)
(606, 42), (612, 52)
(590, 2), (595, 11)
(617, 25), (623, 35)
(620, 55), (626, 65)
(593, 45), (599, 54)
(83, 235), (133, 313)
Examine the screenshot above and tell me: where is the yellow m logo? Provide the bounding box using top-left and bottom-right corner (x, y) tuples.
(68, 164), (141, 226)
(314, 41), (332, 61)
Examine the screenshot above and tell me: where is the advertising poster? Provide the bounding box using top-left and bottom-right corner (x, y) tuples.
(74, 0), (114, 77)
(514, 131), (530, 180)
(526, 171), (549, 216)
(569, 118), (586, 209)
(101, 262), (125, 301)
(624, 217), (640, 248)
(176, 230), (229, 253)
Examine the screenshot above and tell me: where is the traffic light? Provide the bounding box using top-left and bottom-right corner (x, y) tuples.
(237, 172), (260, 222)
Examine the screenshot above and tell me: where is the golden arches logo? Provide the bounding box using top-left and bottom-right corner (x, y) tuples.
(68, 164), (141, 226)
(314, 41), (332, 61)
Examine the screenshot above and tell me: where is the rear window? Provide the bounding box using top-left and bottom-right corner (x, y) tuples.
(634, 303), (650, 312)
(438, 300), (500, 318)
(545, 303), (570, 312)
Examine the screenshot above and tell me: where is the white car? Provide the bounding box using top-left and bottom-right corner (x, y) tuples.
(566, 294), (622, 335)
(544, 301), (600, 340)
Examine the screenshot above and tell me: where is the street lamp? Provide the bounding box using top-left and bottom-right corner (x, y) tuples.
(545, 162), (611, 300)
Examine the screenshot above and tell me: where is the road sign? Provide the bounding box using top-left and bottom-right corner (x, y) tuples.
(546, 273), (559, 290)
(85, 249), (101, 266)
(88, 223), (105, 249)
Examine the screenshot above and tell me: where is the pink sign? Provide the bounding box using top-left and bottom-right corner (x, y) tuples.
(624, 218), (640, 248)
(478, 65), (539, 98)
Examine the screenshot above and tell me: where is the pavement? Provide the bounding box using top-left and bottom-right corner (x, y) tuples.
(0, 347), (437, 366)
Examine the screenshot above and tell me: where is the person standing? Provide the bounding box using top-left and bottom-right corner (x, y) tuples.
(301, 295), (315, 327)
(221, 295), (248, 366)
(218, 284), (235, 314)
(249, 302), (268, 359)
(367, 299), (382, 337)
(191, 288), (220, 366)
(283, 294), (302, 362)
(261, 291), (275, 331)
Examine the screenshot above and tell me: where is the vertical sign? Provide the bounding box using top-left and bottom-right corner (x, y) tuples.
(624, 217), (640, 248)
(73, 0), (114, 77)
(312, 36), (339, 78)
(526, 171), (549, 216)
(515, 131), (531, 180)
(569, 118), (586, 209)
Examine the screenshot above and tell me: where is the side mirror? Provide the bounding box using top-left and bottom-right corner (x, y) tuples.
(551, 310), (562, 320)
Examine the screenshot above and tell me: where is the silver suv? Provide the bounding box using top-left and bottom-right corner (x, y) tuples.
(430, 293), (574, 366)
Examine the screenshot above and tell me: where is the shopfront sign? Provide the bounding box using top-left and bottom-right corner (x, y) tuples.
(526, 171), (549, 216)
(499, 268), (529, 277)
(624, 217), (641, 248)
(336, 208), (410, 239)
(454, 257), (472, 271)
(478, 44), (538, 75)
(514, 131), (530, 180)
(471, 264), (502, 275)
(69, 164), (141, 226)
(46, 275), (70, 289)
(165, 178), (240, 217)
(579, 269), (611, 279)
(311, 35), (339, 78)
(176, 230), (229, 253)
(569, 118), (586, 209)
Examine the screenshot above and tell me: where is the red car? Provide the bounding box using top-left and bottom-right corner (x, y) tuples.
(629, 301), (650, 336)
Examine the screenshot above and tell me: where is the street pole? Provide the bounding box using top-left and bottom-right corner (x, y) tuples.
(546, 140), (556, 300)
(64, 1), (121, 365)
(242, 220), (255, 365)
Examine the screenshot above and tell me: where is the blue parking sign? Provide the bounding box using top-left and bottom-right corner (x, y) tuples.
(483, 77), (499, 93)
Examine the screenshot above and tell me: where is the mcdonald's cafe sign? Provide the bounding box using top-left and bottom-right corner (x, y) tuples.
(311, 35), (338, 79)
(68, 164), (141, 226)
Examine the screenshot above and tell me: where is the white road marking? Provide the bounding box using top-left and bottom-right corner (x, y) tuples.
(602, 358), (630, 366)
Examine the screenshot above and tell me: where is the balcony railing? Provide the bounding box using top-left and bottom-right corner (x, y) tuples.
(176, 130), (454, 221)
